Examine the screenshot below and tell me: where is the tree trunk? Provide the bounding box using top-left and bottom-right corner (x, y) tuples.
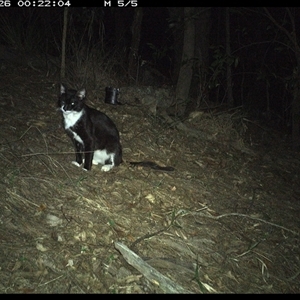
(167, 7), (184, 84)
(225, 7), (234, 106)
(292, 55), (300, 149)
(189, 7), (211, 110)
(128, 7), (143, 83)
(113, 8), (126, 50)
(174, 7), (195, 116)
(60, 7), (68, 81)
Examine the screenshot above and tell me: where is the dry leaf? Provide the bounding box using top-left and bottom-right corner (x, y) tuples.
(145, 193), (155, 203)
(36, 242), (48, 252)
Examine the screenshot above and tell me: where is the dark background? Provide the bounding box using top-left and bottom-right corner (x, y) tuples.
(1, 6), (299, 134)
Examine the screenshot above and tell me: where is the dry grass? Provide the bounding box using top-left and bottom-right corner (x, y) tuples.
(0, 64), (299, 293)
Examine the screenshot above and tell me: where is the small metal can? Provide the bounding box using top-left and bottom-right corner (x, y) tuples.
(105, 87), (122, 105)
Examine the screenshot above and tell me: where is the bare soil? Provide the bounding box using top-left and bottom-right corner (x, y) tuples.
(0, 63), (299, 293)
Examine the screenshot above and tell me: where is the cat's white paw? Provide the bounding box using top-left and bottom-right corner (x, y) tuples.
(92, 160), (99, 165)
(72, 161), (81, 167)
(101, 165), (113, 172)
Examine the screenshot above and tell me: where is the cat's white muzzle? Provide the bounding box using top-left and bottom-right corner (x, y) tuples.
(61, 107), (72, 115)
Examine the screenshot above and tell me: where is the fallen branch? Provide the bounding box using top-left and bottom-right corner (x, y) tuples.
(114, 241), (191, 294)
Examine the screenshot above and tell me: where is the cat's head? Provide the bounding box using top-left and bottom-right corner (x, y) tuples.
(58, 84), (86, 114)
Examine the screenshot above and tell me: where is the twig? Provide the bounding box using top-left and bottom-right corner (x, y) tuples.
(21, 151), (84, 157)
(196, 212), (299, 236)
(1, 125), (47, 149)
(20, 150), (98, 157)
(7, 189), (39, 208)
(130, 228), (165, 251)
(130, 209), (181, 251)
(39, 275), (64, 286)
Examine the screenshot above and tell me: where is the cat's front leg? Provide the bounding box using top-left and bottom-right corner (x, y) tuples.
(83, 143), (94, 171)
(83, 152), (93, 171)
(72, 141), (83, 167)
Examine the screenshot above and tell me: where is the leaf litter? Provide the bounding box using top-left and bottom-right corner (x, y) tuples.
(0, 65), (299, 293)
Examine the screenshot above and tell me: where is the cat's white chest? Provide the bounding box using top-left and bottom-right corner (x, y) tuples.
(63, 110), (83, 129)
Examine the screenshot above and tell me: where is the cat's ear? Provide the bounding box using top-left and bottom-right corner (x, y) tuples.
(60, 84), (66, 95)
(77, 88), (86, 100)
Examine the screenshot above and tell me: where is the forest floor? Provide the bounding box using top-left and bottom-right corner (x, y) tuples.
(0, 63), (299, 294)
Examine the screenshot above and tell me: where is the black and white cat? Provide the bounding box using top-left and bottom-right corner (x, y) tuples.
(58, 84), (122, 171)
(58, 84), (175, 172)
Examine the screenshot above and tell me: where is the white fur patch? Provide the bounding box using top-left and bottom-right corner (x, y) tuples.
(70, 130), (83, 144)
(92, 149), (111, 165)
(72, 161), (81, 167)
(71, 149), (115, 172)
(101, 164), (114, 172)
(93, 149), (115, 172)
(62, 110), (83, 129)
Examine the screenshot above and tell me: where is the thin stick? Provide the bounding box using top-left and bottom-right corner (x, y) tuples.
(21, 150), (94, 157)
(196, 212), (299, 236)
(39, 275), (64, 286)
